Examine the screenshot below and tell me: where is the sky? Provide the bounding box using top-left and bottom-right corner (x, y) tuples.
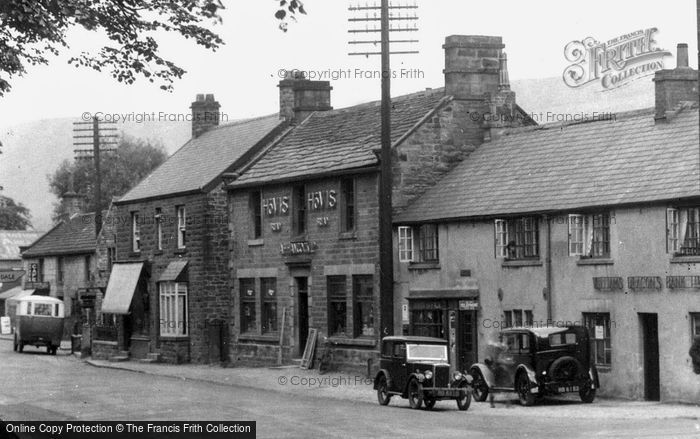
(0, 0), (696, 126)
(0, 0), (697, 230)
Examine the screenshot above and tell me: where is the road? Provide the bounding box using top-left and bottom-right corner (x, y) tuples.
(0, 339), (699, 438)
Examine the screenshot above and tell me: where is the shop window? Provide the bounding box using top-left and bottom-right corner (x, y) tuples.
(176, 205), (186, 249)
(131, 212), (140, 253)
(494, 217), (539, 259)
(525, 310), (534, 327)
(327, 276), (347, 336)
(249, 191), (262, 239)
(159, 282), (188, 336)
(412, 309), (445, 339)
(583, 312), (612, 367)
(293, 185), (306, 235)
(261, 278), (277, 333)
(353, 275), (374, 338)
(398, 226), (414, 262)
(155, 208), (163, 250)
(340, 178), (356, 232)
(240, 278), (256, 334)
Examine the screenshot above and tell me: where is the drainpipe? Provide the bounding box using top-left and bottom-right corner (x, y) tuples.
(545, 214), (553, 322)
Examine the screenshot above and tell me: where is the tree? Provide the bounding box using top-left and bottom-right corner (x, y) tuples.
(0, 195), (32, 230)
(48, 136), (167, 223)
(0, 0), (306, 97)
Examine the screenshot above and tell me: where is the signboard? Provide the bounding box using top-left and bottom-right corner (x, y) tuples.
(627, 276), (663, 291)
(0, 270), (25, 283)
(0, 317), (10, 335)
(593, 277), (624, 291)
(459, 300), (479, 310)
(300, 328), (318, 370)
(666, 276), (700, 290)
(594, 325), (605, 340)
(280, 241), (318, 256)
(402, 304), (409, 324)
(28, 263), (38, 282)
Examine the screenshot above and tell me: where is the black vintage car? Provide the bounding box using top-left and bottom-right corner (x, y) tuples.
(469, 326), (600, 406)
(373, 336), (473, 410)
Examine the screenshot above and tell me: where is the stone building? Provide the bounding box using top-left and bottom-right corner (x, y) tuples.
(225, 35), (532, 369)
(101, 94), (287, 363)
(395, 44), (700, 403)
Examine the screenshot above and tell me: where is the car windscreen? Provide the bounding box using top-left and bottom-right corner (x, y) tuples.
(32, 303), (54, 317)
(549, 332), (577, 346)
(406, 343), (448, 362)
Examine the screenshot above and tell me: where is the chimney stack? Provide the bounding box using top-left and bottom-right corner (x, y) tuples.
(62, 173), (86, 219)
(443, 35), (504, 99)
(278, 70), (332, 123)
(654, 43), (698, 120)
(190, 94), (221, 138)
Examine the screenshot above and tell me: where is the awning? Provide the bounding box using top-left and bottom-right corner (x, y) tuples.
(0, 287), (33, 301)
(158, 260), (188, 282)
(408, 288), (479, 300)
(101, 262), (144, 314)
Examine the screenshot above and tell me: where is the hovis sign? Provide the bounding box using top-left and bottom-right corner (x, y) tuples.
(0, 270), (25, 283)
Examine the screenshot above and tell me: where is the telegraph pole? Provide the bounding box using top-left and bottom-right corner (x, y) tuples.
(348, 1), (419, 337)
(72, 117), (118, 236)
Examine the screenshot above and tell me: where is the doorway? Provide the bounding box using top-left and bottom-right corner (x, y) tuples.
(458, 310), (478, 371)
(640, 313), (660, 401)
(295, 277), (309, 357)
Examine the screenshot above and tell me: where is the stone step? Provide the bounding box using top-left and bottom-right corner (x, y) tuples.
(138, 353), (161, 364)
(108, 356), (129, 362)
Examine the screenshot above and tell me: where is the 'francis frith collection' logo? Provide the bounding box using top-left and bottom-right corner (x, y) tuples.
(563, 28), (671, 90)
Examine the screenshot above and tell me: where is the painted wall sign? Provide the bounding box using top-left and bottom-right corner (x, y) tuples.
(666, 275), (700, 289)
(263, 196), (289, 217)
(627, 276), (663, 291)
(459, 300), (479, 310)
(315, 217), (330, 227)
(307, 190), (336, 211)
(593, 277), (624, 291)
(270, 223), (282, 232)
(28, 263), (38, 282)
(0, 270), (25, 283)
(280, 241), (318, 256)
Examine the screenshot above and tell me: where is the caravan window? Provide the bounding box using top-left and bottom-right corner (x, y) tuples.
(33, 303), (53, 316)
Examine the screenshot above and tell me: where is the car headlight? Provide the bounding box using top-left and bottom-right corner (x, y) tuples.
(424, 370), (433, 380)
(453, 371), (463, 381)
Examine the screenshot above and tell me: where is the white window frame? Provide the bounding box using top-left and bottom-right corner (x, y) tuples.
(667, 208), (680, 253)
(398, 226), (414, 262)
(494, 219), (508, 258)
(177, 206), (186, 249)
(132, 212), (140, 253)
(159, 282), (188, 336)
(691, 313), (700, 338)
(569, 214), (585, 256)
(155, 208), (163, 251)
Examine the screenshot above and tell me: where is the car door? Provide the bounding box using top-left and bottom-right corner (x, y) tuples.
(393, 342), (408, 392)
(494, 333), (520, 388)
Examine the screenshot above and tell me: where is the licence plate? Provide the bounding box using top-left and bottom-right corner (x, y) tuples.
(558, 386), (579, 393)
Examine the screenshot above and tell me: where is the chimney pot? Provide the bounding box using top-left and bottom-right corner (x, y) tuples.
(278, 71), (332, 123)
(443, 35), (504, 99)
(677, 43), (689, 68)
(190, 93), (221, 138)
(196, 94), (205, 102)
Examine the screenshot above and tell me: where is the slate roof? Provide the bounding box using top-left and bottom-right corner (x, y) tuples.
(0, 231), (43, 260)
(119, 115), (284, 203)
(396, 106), (700, 223)
(22, 213), (97, 257)
(232, 88), (450, 187)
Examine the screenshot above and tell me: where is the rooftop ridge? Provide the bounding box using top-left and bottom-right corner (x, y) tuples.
(311, 87), (446, 118)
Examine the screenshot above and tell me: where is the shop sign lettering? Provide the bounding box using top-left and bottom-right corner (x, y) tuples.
(280, 241), (318, 256)
(307, 190), (336, 211)
(263, 196), (289, 217)
(666, 275), (700, 290)
(627, 276), (663, 291)
(592, 277), (624, 291)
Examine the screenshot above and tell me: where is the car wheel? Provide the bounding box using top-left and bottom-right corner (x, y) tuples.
(516, 373), (536, 406)
(51, 346), (58, 356)
(579, 384), (596, 403)
(376, 375), (391, 406)
(46, 345), (52, 355)
(407, 379), (423, 410)
(549, 356), (582, 382)
(470, 368), (489, 402)
(423, 397), (436, 410)
(456, 382), (472, 411)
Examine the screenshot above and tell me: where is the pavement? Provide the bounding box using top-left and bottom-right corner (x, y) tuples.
(84, 357), (700, 421)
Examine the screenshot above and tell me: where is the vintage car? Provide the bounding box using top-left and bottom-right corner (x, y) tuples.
(374, 336), (473, 410)
(13, 296), (65, 355)
(470, 325), (599, 406)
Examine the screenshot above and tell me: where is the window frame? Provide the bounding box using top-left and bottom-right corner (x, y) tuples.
(691, 313), (700, 339)
(260, 277), (278, 334)
(411, 308), (445, 339)
(155, 207), (163, 251)
(398, 226), (414, 262)
(56, 256), (64, 285)
(327, 275), (347, 337)
(131, 212), (140, 253)
(340, 178), (356, 233)
(176, 205), (186, 249)
(417, 224), (439, 263)
(590, 213), (610, 258)
(239, 278), (257, 334)
(293, 185), (306, 236)
(352, 275), (374, 338)
(568, 214), (585, 256)
(159, 281), (188, 337)
(495, 219), (508, 258)
(583, 312), (612, 368)
(495, 217), (540, 260)
(250, 191), (263, 239)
